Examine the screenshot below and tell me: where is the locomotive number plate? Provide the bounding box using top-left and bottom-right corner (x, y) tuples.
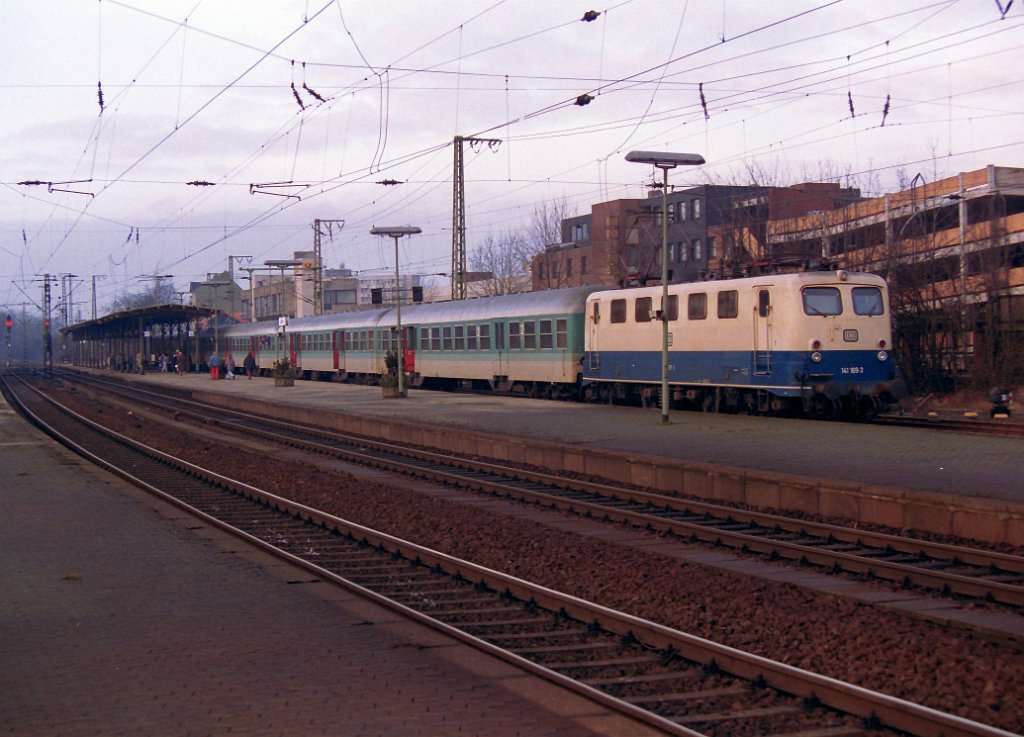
(843, 329), (859, 342)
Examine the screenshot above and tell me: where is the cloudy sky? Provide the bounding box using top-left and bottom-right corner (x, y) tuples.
(2, 0), (1022, 318)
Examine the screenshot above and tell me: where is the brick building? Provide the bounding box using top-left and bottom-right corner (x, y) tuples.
(532, 183), (860, 290)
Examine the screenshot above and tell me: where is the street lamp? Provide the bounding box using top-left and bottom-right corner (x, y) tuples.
(264, 259), (303, 364)
(370, 225), (421, 397)
(625, 151), (705, 424)
(202, 279), (232, 357)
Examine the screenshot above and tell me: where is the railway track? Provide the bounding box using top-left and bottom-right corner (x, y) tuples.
(53, 369), (1024, 614)
(877, 413), (1023, 438)
(3, 372), (1017, 737)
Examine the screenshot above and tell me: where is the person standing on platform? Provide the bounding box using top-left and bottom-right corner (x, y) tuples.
(243, 351), (256, 380)
(208, 352), (222, 380)
(224, 354), (236, 379)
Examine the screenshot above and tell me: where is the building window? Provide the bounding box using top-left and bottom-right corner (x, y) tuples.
(692, 198), (702, 219)
(679, 201), (688, 221)
(566, 258), (573, 277)
(693, 239), (702, 261)
(581, 256), (588, 274)
(538, 262), (546, 280)
(688, 293), (707, 320)
(708, 236), (717, 258)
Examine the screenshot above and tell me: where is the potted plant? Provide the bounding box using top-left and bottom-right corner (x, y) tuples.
(379, 350), (403, 398)
(272, 357), (296, 387)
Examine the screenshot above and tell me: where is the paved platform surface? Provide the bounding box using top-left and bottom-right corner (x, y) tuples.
(0, 391), (661, 737)
(101, 368), (1022, 504)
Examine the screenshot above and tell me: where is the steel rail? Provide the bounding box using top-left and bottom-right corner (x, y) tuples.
(55, 370), (1024, 609)
(3, 373), (1019, 737)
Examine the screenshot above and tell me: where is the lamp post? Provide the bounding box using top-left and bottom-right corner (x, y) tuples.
(370, 225), (421, 397)
(264, 259), (303, 364)
(202, 279), (232, 357)
(625, 151), (705, 424)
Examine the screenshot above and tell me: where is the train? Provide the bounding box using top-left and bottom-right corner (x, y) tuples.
(215, 269), (903, 419)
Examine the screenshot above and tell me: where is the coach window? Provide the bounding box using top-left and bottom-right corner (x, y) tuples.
(480, 323), (492, 350)
(524, 321), (537, 349)
(509, 321), (522, 350)
(454, 325), (465, 350)
(852, 286), (884, 316)
(555, 318), (568, 349)
(688, 292), (707, 320)
(717, 290), (739, 319)
(802, 287), (842, 316)
(758, 290), (772, 318)
(430, 326), (442, 351)
(591, 302), (600, 323)
(635, 297), (653, 322)
(466, 325), (478, 351)
(539, 320), (553, 349)
(441, 326), (452, 351)
(420, 330), (430, 351)
(610, 299), (627, 323)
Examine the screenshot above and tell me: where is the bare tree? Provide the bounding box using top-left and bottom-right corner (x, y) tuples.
(468, 233), (530, 296)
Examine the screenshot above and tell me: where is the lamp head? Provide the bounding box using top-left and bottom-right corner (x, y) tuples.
(625, 151), (705, 169)
(370, 225), (421, 237)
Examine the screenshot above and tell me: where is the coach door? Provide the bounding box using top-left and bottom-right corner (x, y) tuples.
(587, 300), (601, 371)
(495, 321), (507, 378)
(753, 288), (772, 375)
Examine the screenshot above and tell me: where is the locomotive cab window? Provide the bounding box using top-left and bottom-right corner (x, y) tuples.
(802, 287), (843, 316)
(852, 286), (884, 316)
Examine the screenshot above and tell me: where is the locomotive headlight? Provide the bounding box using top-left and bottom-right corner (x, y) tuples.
(877, 350), (888, 361)
(811, 351), (823, 363)
(809, 339), (822, 350)
(878, 339), (887, 349)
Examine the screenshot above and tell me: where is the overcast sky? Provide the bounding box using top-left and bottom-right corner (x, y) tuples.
(2, 0), (1022, 317)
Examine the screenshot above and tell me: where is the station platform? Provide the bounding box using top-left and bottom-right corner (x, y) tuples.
(96, 367), (1021, 501)
(0, 390), (660, 737)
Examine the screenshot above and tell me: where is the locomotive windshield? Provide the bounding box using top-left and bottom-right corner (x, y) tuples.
(852, 286), (885, 316)
(802, 287), (842, 316)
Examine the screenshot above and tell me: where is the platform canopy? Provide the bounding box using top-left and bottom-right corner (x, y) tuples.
(60, 303), (216, 337)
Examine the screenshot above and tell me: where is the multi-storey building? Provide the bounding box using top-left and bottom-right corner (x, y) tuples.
(533, 183), (860, 290)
